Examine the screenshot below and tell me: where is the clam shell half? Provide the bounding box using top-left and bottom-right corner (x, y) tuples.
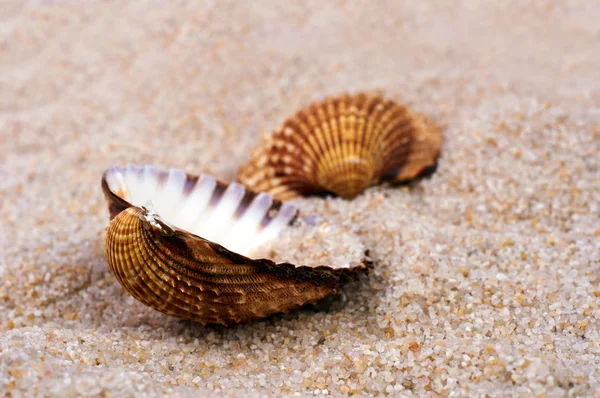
(102, 165), (367, 326)
(238, 92), (442, 200)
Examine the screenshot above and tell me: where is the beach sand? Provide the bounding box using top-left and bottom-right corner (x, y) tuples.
(1, 1), (599, 396)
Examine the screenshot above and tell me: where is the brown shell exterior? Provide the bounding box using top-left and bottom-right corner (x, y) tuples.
(238, 93), (442, 199)
(101, 171), (367, 326)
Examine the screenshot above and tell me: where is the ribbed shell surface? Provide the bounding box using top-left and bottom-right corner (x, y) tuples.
(238, 93), (442, 200)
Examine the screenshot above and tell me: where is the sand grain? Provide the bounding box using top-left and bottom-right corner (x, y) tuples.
(1, 1), (599, 396)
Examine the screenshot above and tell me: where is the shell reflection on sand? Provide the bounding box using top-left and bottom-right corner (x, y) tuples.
(238, 92), (442, 200)
(102, 164), (368, 326)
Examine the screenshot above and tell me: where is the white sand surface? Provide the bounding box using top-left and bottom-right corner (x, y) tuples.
(1, 1), (599, 396)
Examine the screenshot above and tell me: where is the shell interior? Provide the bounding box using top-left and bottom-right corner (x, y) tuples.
(104, 165), (298, 256)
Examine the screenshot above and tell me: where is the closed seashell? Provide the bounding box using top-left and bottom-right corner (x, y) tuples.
(238, 93), (442, 200)
(102, 164), (368, 326)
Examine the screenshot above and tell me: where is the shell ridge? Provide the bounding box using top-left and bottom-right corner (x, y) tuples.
(109, 209), (318, 323)
(136, 213), (344, 295)
(109, 209), (190, 314)
(237, 92), (441, 199)
(110, 209), (354, 324)
(137, 206), (364, 289)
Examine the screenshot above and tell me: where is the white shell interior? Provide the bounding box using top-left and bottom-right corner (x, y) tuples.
(105, 165), (298, 256)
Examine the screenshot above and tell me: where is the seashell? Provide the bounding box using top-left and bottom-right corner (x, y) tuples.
(102, 164), (368, 326)
(238, 93), (442, 200)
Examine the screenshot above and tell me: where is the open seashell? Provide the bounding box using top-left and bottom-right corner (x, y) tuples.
(238, 92), (442, 200)
(101, 164), (368, 326)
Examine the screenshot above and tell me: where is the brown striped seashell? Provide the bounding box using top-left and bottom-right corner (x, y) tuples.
(238, 93), (442, 200)
(102, 164), (368, 326)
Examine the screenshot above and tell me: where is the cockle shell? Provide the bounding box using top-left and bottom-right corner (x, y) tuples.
(102, 164), (367, 326)
(238, 93), (442, 200)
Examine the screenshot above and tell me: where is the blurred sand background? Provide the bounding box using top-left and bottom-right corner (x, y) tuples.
(1, 0), (599, 396)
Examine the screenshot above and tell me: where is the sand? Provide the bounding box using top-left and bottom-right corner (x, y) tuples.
(1, 0), (599, 396)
